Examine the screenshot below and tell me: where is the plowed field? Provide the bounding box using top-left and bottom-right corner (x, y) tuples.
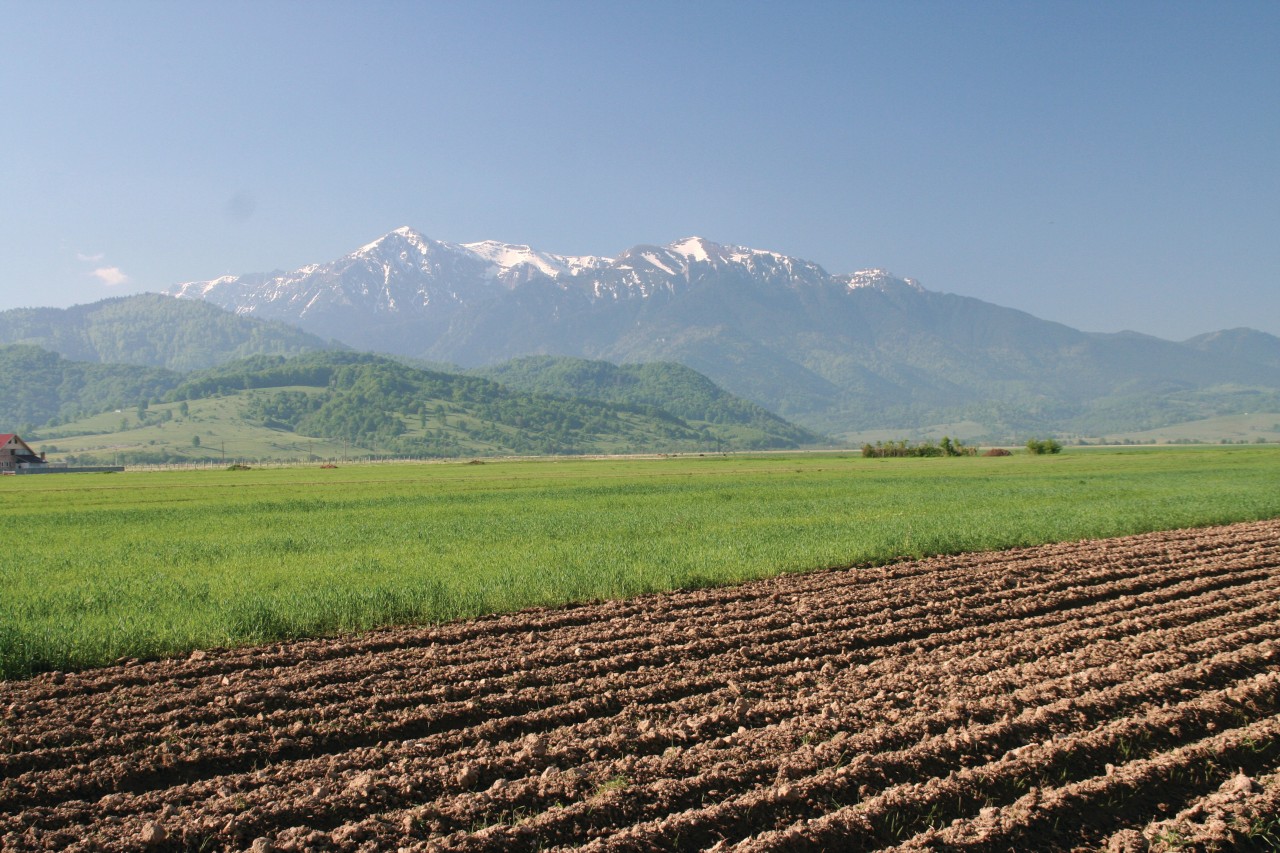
(3, 519), (1279, 852)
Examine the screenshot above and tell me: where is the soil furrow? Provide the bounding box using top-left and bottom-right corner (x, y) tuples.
(0, 518), (1276, 852)
(6, 568), (1275, 815)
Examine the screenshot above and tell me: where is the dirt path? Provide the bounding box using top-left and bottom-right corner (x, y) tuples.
(3, 519), (1279, 851)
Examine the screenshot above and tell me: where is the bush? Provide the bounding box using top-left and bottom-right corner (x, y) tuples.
(861, 439), (977, 458)
(1025, 438), (1063, 455)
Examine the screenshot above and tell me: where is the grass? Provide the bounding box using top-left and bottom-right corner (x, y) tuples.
(592, 776), (630, 798)
(1241, 813), (1280, 846)
(2, 446), (1279, 679)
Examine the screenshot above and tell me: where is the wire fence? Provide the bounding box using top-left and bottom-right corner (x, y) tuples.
(121, 456), (475, 472)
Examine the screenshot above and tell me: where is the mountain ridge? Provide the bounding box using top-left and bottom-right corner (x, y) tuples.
(61, 228), (1280, 440)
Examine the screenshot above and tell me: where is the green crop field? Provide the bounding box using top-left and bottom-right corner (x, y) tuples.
(3, 446), (1279, 679)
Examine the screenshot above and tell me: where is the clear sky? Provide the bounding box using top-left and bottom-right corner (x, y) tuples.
(2, 1), (1277, 340)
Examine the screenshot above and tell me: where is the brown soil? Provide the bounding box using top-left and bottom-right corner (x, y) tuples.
(1133, 770), (1280, 851)
(3, 519), (1279, 852)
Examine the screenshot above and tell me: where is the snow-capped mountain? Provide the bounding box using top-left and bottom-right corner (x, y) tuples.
(165, 228), (947, 421)
(167, 227), (1280, 440)
(167, 227), (935, 376)
(171, 226), (610, 319)
(169, 227), (865, 318)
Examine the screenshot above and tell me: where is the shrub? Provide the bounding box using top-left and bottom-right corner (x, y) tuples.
(1025, 438), (1063, 455)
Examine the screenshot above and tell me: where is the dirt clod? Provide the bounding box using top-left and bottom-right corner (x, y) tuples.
(139, 822), (166, 847)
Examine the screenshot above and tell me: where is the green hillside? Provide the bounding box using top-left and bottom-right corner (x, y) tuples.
(33, 388), (348, 464)
(0, 293), (339, 370)
(472, 355), (823, 446)
(31, 352), (818, 464)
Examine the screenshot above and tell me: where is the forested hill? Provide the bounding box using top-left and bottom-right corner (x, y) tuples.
(0, 345), (180, 431)
(0, 293), (339, 371)
(24, 351), (821, 462)
(167, 352), (816, 455)
(473, 356), (820, 446)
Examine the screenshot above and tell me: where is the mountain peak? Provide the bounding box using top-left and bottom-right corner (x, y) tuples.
(667, 236), (716, 262)
(355, 226), (433, 256)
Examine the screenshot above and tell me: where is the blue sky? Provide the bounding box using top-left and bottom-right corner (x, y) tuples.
(2, 1), (1277, 339)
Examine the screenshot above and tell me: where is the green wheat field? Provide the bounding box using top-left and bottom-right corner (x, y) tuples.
(3, 446), (1278, 679)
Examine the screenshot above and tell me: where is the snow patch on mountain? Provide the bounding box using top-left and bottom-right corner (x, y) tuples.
(168, 226), (925, 326)
(842, 269), (923, 291)
(669, 236), (712, 263)
(462, 240), (611, 279)
(642, 251), (680, 275)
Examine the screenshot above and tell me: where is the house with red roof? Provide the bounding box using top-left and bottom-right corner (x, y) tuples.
(0, 434), (46, 473)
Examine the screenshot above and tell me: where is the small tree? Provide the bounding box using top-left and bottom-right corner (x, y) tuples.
(191, 435), (201, 447)
(1026, 438), (1063, 455)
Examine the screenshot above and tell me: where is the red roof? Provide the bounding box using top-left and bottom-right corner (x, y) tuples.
(0, 434), (35, 455)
